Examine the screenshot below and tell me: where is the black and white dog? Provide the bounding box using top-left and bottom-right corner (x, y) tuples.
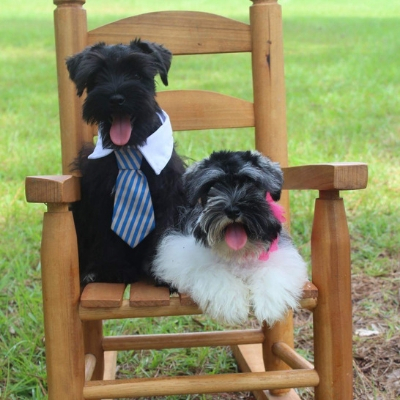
(67, 40), (186, 284)
(153, 151), (308, 325)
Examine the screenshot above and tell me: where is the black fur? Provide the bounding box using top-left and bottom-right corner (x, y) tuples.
(67, 40), (186, 284)
(66, 39), (172, 149)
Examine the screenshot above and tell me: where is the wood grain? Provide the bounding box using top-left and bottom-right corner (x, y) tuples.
(232, 344), (302, 400)
(54, 0), (92, 173)
(80, 283), (126, 308)
(84, 354), (96, 381)
(79, 282), (318, 320)
(157, 90), (254, 131)
(103, 351), (118, 380)
(129, 282), (170, 307)
(312, 193), (353, 399)
(271, 342), (314, 370)
(80, 298), (202, 320)
(88, 11), (251, 54)
(102, 351), (118, 400)
(102, 329), (264, 351)
(83, 370), (319, 399)
(83, 321), (104, 380)
(25, 175), (81, 203)
(179, 292), (197, 306)
(283, 163), (368, 191)
(302, 281), (318, 300)
(262, 312), (294, 396)
(250, 4), (292, 394)
(41, 207), (85, 398)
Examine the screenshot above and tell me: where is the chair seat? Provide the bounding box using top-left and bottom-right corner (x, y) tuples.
(79, 281), (318, 319)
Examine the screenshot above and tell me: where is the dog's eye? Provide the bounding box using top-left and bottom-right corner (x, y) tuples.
(133, 73), (142, 80)
(199, 196), (207, 207)
(207, 186), (216, 195)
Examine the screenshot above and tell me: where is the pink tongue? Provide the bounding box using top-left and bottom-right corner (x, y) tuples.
(225, 224), (247, 250)
(110, 115), (132, 146)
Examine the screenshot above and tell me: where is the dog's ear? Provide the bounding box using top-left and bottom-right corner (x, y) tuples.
(66, 43), (106, 96)
(183, 160), (225, 206)
(130, 39), (172, 86)
(264, 163), (283, 202)
(249, 151), (284, 202)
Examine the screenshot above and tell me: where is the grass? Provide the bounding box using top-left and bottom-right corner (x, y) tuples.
(1, 0), (399, 399)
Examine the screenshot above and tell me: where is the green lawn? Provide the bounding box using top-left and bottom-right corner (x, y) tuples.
(1, 0), (399, 399)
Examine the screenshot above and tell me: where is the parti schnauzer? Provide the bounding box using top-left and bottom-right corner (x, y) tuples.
(153, 151), (308, 325)
(67, 39), (186, 284)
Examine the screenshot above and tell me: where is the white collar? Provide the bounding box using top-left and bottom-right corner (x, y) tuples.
(88, 110), (173, 175)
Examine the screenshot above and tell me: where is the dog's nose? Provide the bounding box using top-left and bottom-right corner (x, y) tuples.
(109, 94), (125, 106)
(225, 206), (241, 220)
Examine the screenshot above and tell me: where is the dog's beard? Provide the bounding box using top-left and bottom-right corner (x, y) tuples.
(195, 213), (272, 263)
(212, 235), (271, 264)
(191, 191), (281, 263)
(82, 81), (161, 149)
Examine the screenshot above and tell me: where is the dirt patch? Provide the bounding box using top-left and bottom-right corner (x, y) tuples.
(352, 272), (400, 399)
(293, 271), (400, 399)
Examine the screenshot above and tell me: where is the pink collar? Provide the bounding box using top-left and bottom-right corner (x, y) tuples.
(258, 193), (286, 261)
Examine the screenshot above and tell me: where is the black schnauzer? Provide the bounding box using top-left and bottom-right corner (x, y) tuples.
(67, 39), (186, 284)
(153, 151), (307, 325)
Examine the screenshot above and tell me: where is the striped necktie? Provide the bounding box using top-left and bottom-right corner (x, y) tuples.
(111, 147), (155, 247)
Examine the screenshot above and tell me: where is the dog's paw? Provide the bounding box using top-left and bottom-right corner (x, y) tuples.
(197, 276), (250, 325)
(82, 272), (98, 284)
(250, 284), (300, 326)
(248, 243), (308, 325)
(153, 232), (250, 324)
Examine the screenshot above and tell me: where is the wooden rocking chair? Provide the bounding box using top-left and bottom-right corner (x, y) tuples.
(25, 0), (368, 399)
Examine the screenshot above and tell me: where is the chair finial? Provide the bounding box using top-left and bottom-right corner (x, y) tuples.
(54, 0), (86, 6)
(251, 0), (278, 4)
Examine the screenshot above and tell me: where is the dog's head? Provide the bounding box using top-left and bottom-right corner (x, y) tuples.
(183, 150), (284, 261)
(66, 39), (172, 148)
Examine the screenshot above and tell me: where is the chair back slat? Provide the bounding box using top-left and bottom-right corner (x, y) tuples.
(88, 11), (251, 55)
(158, 90), (254, 131)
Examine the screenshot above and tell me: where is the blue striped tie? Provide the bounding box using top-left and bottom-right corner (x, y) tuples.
(111, 148), (155, 247)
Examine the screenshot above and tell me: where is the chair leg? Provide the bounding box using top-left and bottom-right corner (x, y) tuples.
(262, 311), (300, 398)
(83, 320), (105, 380)
(312, 191), (353, 400)
(41, 205), (85, 399)
(103, 350), (118, 380)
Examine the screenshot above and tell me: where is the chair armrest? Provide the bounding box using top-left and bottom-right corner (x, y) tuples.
(282, 162), (368, 191)
(25, 163), (367, 203)
(25, 175), (81, 203)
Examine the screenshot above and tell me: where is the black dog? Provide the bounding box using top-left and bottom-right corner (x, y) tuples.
(67, 39), (186, 284)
